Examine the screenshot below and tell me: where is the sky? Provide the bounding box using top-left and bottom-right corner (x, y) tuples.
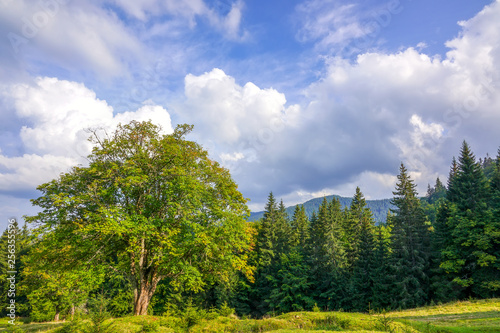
(1, 0), (499, 230)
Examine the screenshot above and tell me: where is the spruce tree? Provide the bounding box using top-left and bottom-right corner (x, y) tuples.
(343, 187), (372, 272)
(430, 200), (464, 302)
(442, 142), (499, 297)
(349, 188), (376, 312)
(266, 250), (314, 313)
(388, 163), (430, 309)
(275, 200), (292, 256)
(447, 156), (459, 202)
(252, 192), (279, 316)
(307, 198), (346, 310)
(290, 205), (310, 253)
(371, 227), (393, 311)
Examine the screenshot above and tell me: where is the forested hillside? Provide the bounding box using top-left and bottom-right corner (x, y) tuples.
(249, 195), (394, 224)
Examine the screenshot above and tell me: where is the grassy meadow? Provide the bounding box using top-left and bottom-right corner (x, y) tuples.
(0, 298), (498, 333)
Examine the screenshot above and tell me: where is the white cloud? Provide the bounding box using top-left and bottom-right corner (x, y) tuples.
(177, 0), (500, 207)
(294, 0), (403, 54)
(110, 0), (207, 21)
(110, 0), (247, 40)
(0, 77), (173, 194)
(183, 68), (298, 147)
(0, 153), (76, 192)
(409, 114), (444, 147)
(240, 0), (500, 209)
(295, 2), (366, 47)
(1, 1), (143, 77)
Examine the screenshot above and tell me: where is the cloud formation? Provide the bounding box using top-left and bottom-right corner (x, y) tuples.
(1, 0), (144, 77)
(1, 0), (499, 223)
(179, 1), (500, 210)
(1, 77), (173, 195)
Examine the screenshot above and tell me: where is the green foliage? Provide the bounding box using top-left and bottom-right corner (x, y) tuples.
(0, 220), (30, 317)
(4, 324), (24, 333)
(440, 142), (500, 298)
(267, 250), (314, 314)
(313, 313), (352, 330)
(218, 302), (235, 317)
(374, 311), (395, 332)
(58, 315), (86, 333)
(13, 134), (500, 320)
(25, 121), (253, 316)
(88, 293), (111, 333)
(388, 163), (430, 309)
(140, 319), (160, 332)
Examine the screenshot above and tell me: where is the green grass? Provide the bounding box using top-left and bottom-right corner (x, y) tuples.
(1, 298), (498, 332)
(387, 298), (500, 333)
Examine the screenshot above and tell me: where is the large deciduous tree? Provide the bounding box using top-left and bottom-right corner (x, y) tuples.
(26, 121), (253, 315)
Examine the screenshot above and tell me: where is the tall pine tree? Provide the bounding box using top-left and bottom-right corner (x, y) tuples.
(388, 163), (430, 309)
(348, 188), (376, 312)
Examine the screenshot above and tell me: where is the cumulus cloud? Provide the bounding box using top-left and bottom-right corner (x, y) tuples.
(0, 77), (173, 195)
(181, 1), (500, 210)
(183, 68), (299, 148)
(294, 0), (500, 200)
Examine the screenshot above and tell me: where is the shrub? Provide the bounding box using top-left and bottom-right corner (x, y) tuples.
(141, 320), (160, 332)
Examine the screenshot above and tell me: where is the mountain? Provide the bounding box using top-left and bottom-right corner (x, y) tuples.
(248, 194), (394, 224)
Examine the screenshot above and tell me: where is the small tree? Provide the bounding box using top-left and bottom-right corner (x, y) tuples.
(26, 121), (254, 315)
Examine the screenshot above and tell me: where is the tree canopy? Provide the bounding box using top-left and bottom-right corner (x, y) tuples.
(26, 121), (254, 315)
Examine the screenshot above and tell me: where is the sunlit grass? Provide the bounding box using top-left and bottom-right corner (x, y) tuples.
(1, 298), (499, 332)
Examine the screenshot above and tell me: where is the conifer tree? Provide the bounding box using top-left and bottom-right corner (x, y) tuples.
(371, 227), (393, 310)
(274, 200), (292, 256)
(447, 157), (459, 202)
(442, 142), (499, 297)
(388, 163), (430, 309)
(430, 200), (464, 302)
(267, 250), (314, 313)
(256, 192), (279, 268)
(290, 205), (310, 252)
(307, 198), (346, 309)
(489, 148), (500, 212)
(348, 188), (376, 312)
(342, 187), (369, 273)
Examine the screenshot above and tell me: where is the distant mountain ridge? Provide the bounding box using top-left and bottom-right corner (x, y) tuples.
(249, 194), (394, 224)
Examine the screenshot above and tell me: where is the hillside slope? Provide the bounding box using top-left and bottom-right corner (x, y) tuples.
(249, 194), (394, 224)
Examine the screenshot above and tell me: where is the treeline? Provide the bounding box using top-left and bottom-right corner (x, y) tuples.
(1, 141), (499, 320)
(249, 195), (394, 224)
(216, 141), (500, 316)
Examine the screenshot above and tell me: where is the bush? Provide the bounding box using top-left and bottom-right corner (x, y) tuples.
(218, 302), (235, 317)
(141, 320), (160, 332)
(58, 314), (86, 333)
(87, 294), (110, 333)
(313, 313), (352, 330)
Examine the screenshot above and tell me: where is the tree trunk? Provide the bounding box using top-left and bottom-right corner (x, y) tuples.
(133, 280), (160, 315)
(70, 304), (75, 319)
(132, 237), (161, 315)
(133, 271), (161, 315)
(54, 311), (60, 322)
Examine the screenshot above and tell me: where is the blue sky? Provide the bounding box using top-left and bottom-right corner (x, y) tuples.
(1, 0), (499, 229)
